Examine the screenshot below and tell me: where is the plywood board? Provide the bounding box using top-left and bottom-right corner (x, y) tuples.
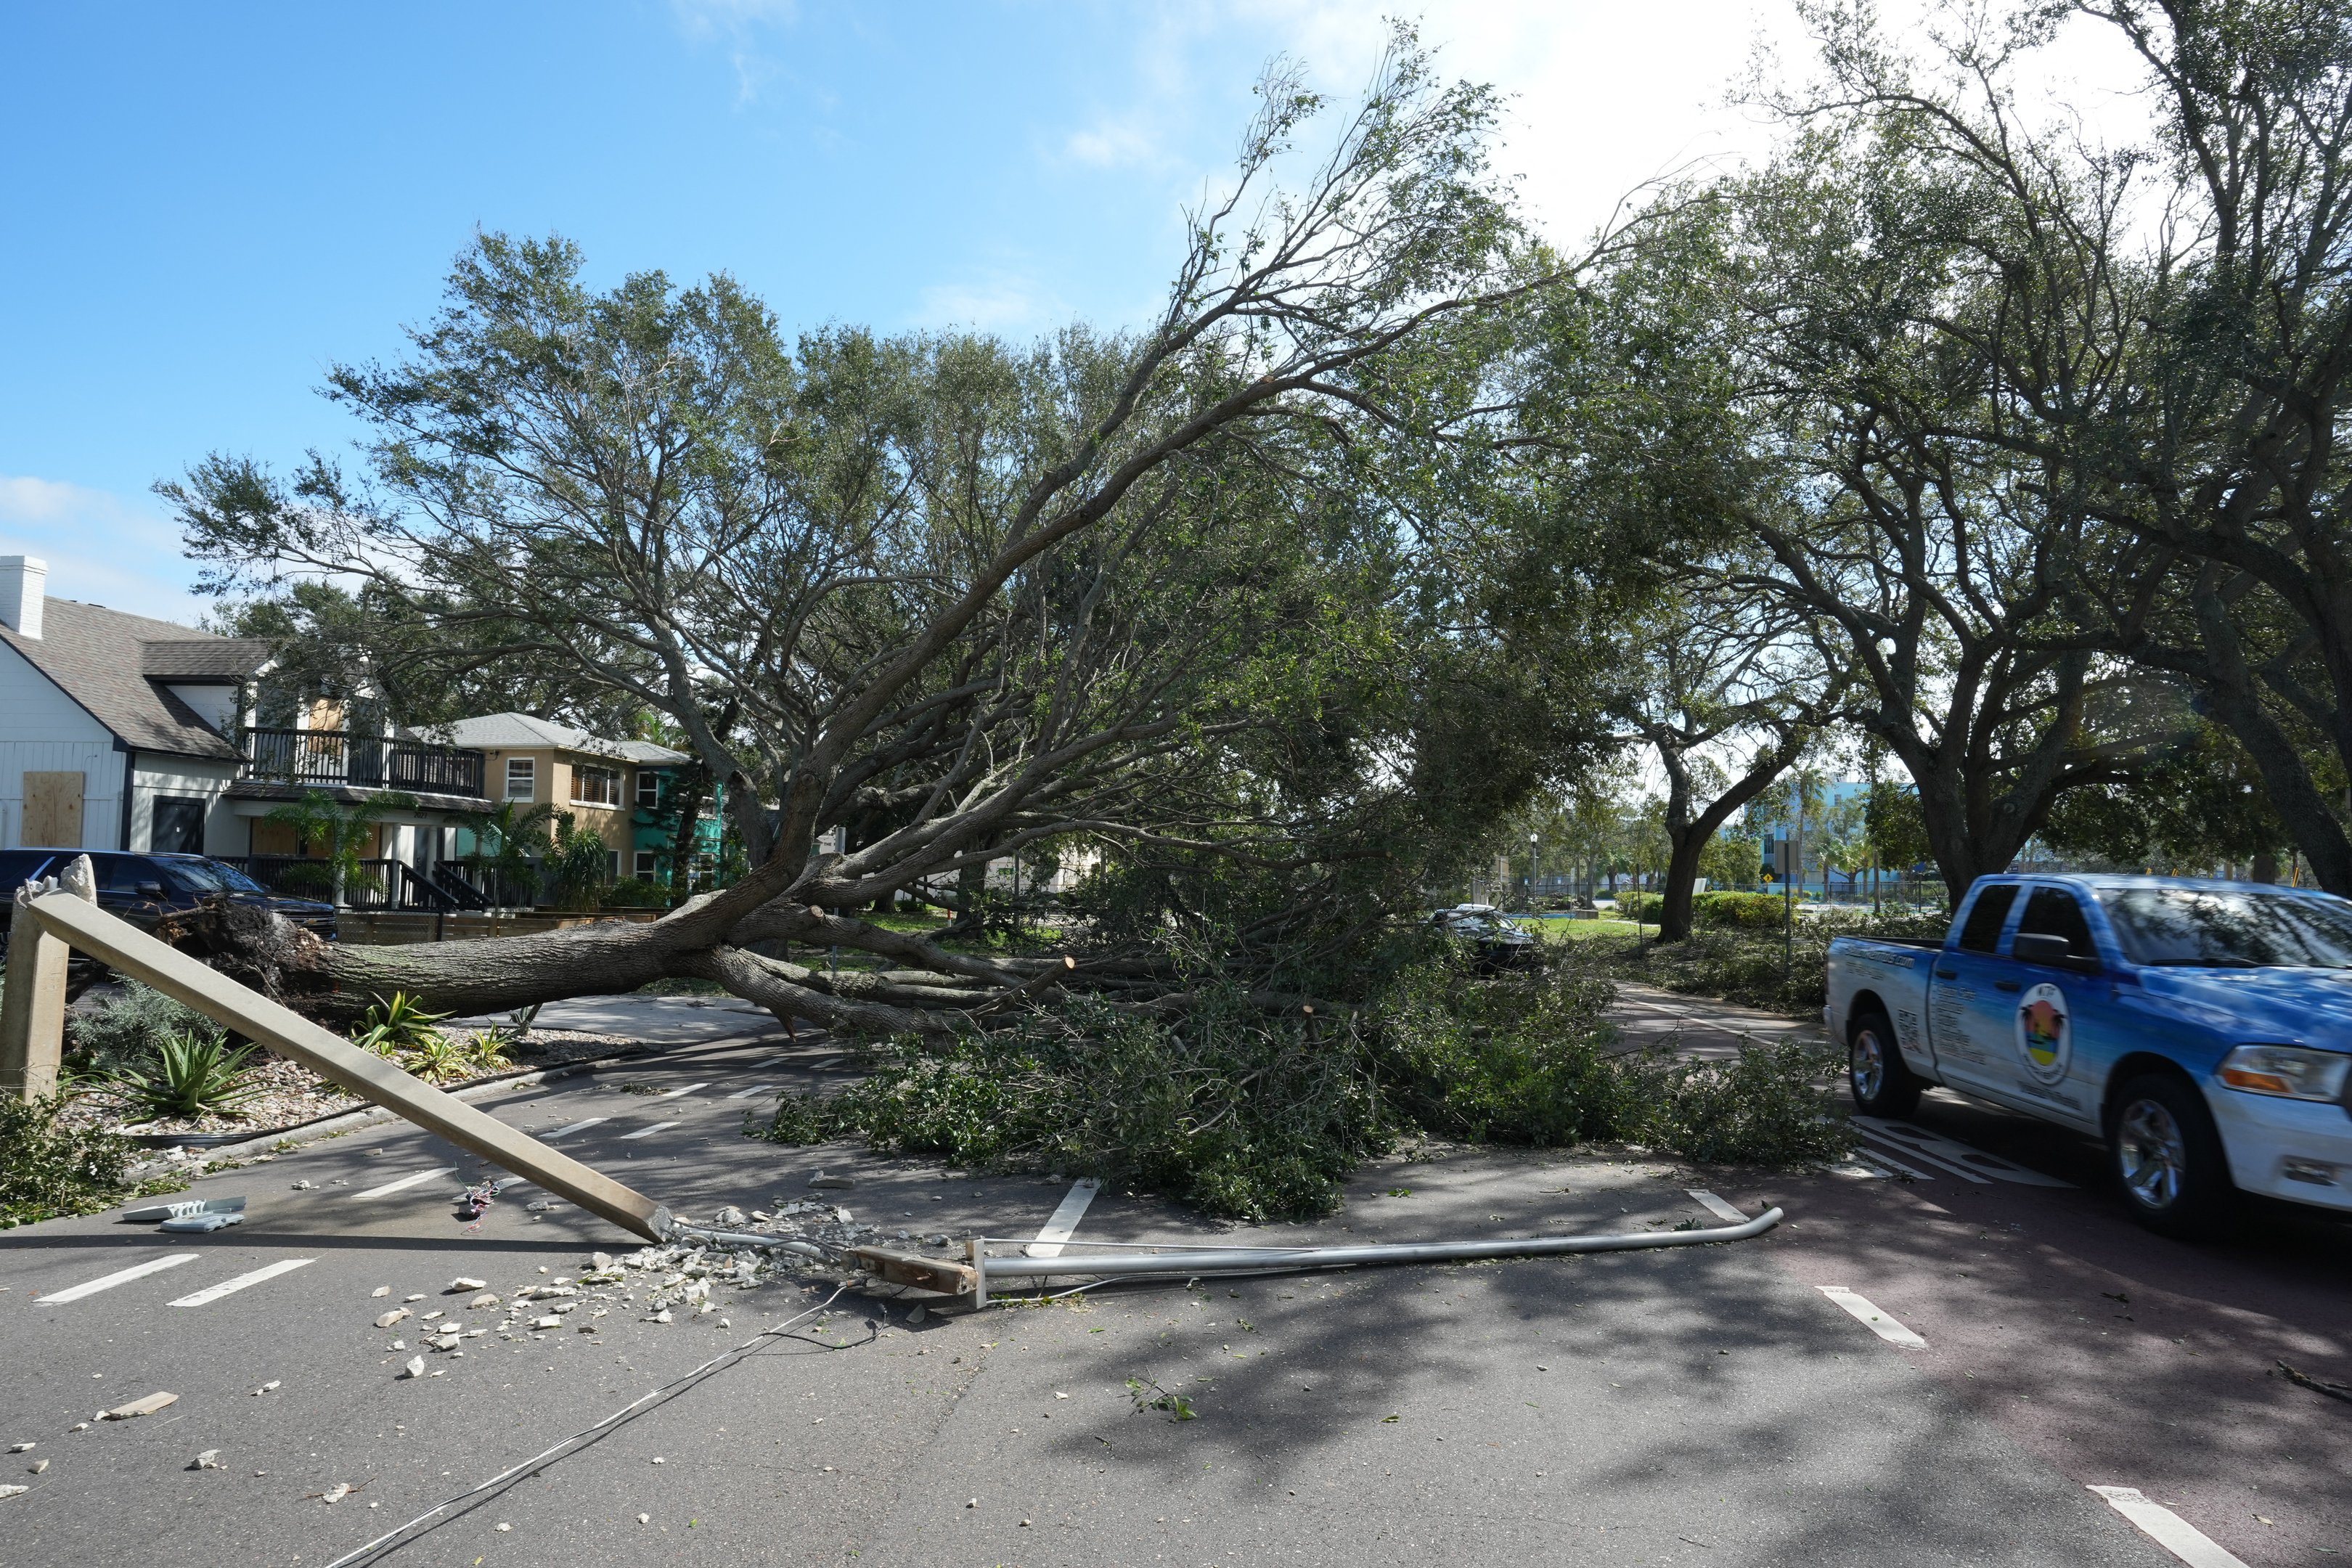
(22, 771), (83, 848)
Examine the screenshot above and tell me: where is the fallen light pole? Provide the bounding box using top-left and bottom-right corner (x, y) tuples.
(846, 1206), (1784, 1310)
(1, 874), (674, 1242)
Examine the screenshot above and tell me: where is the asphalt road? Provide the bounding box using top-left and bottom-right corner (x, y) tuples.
(0, 991), (2340, 1566)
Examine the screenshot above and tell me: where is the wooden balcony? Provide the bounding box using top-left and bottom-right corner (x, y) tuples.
(237, 728), (487, 801)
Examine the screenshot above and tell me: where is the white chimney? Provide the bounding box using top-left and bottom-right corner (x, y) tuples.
(0, 556), (46, 640)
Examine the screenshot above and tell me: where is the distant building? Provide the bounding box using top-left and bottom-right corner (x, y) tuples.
(430, 714), (714, 885)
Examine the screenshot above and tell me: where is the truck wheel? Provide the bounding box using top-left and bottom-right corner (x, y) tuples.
(2108, 1073), (2234, 1239)
(1847, 1009), (1922, 1117)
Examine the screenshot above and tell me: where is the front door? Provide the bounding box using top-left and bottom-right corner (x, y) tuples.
(1928, 881), (2026, 1097)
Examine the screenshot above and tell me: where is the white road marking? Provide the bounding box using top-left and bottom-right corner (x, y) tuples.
(1026, 1178), (1103, 1259)
(1852, 1126), (1992, 1184)
(535, 1117), (609, 1140)
(724, 1084), (778, 1101)
(1847, 1145), (1937, 1181)
(1851, 1115), (2073, 1188)
(354, 1167), (457, 1199)
(1686, 1189), (1747, 1223)
(168, 1258), (315, 1307)
(2087, 1486), (2249, 1568)
(619, 1121), (677, 1140)
(1817, 1285), (1927, 1347)
(654, 1082), (711, 1100)
(38, 1254), (200, 1304)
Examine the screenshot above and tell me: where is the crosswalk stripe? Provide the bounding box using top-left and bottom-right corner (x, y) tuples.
(654, 1082), (711, 1100)
(353, 1167), (457, 1199)
(170, 1258), (315, 1307)
(619, 1121), (677, 1140)
(38, 1254), (200, 1304)
(724, 1083), (777, 1100)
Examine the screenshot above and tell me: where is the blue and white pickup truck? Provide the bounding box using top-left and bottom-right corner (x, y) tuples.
(1826, 874), (2352, 1236)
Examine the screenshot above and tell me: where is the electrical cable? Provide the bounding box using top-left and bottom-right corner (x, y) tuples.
(318, 1281), (855, 1568)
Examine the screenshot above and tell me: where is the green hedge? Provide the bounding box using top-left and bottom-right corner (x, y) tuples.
(1693, 891), (1788, 931)
(1612, 891), (1662, 921)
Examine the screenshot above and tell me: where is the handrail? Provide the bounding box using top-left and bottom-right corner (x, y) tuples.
(239, 728), (488, 799)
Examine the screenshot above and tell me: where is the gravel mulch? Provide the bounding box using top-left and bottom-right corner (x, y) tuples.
(57, 1028), (650, 1141)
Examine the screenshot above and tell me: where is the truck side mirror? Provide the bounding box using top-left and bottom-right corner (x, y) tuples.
(2012, 932), (2100, 972)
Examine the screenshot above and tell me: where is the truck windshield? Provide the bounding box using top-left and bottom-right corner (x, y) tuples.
(2096, 888), (2352, 969)
(160, 859), (268, 896)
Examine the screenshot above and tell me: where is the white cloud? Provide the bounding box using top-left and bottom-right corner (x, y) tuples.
(0, 475), (208, 626)
(912, 274), (1069, 335)
(669, 0), (802, 102)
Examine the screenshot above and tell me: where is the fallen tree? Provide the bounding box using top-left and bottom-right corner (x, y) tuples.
(168, 41), (1628, 1033)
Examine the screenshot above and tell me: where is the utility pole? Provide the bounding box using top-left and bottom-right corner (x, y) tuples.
(1527, 831), (1538, 912)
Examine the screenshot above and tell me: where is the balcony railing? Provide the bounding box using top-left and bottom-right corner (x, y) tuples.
(239, 729), (486, 799)
(219, 857), (494, 912)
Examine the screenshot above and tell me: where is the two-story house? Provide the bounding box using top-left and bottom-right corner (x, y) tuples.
(433, 714), (691, 882)
(0, 557), (493, 900)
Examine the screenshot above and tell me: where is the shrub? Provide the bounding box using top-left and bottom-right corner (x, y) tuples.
(1612, 891), (1662, 923)
(351, 992), (452, 1060)
(1642, 1040), (1853, 1165)
(461, 1029), (518, 1074)
(68, 982), (221, 1078)
(1692, 891), (1789, 931)
(1, 1095), (176, 1227)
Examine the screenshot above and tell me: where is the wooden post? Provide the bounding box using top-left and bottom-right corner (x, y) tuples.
(21, 890), (674, 1241)
(0, 898), (72, 1102)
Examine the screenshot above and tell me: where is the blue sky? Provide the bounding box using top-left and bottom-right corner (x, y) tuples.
(0, 1), (2144, 624)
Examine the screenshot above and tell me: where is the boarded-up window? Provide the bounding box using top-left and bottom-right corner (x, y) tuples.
(23, 772), (85, 848)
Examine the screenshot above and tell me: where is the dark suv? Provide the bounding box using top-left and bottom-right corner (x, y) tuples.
(0, 849), (338, 947)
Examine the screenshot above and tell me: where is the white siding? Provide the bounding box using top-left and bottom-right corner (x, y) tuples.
(0, 638), (121, 849)
(130, 754), (242, 856)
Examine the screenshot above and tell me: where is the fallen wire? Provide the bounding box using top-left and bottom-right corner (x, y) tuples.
(2274, 1358), (2352, 1405)
(319, 1281), (855, 1567)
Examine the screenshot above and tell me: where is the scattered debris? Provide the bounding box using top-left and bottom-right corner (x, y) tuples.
(26, 1459), (47, 1474)
(906, 1305), (928, 1326)
(592, 1253), (614, 1271)
(189, 1450), (224, 1470)
(321, 1483), (351, 1504)
(162, 1212), (243, 1233)
(525, 1200), (561, 1212)
(446, 1278), (486, 1294)
(253, 1381), (279, 1396)
(68, 1424), (89, 1433)
(637, 1513), (650, 1524)
(404, 1294), (426, 1303)
(399, 1357), (425, 1380)
(0, 1485), (26, 1500)
(371, 1286), (391, 1298)
(713, 1206), (748, 1226)
(100, 1392), (178, 1421)
(375, 1309), (412, 1329)
(468, 1293), (499, 1309)
(2274, 1360), (2352, 1405)
(6, 1444), (30, 1454)
(495, 1522), (511, 1532)
(809, 1172), (855, 1190)
(290, 1180), (314, 1191)
(121, 1196), (247, 1225)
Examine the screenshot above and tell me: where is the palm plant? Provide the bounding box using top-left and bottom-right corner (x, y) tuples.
(103, 1028), (268, 1123)
(261, 788), (419, 907)
(545, 812), (612, 910)
(454, 799), (556, 910)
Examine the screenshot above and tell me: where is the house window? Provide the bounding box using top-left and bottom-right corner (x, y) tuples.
(634, 851), (658, 882)
(571, 765), (621, 807)
(636, 769), (661, 809)
(505, 758), (536, 801)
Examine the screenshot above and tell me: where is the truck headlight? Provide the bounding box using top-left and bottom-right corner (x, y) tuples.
(2217, 1045), (2352, 1102)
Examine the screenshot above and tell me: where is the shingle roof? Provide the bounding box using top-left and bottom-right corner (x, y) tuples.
(428, 712), (688, 765)
(0, 600), (267, 759)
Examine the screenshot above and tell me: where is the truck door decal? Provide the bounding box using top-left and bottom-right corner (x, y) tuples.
(2015, 983), (2071, 1086)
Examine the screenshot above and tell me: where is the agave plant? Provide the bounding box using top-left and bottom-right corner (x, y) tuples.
(104, 1028), (268, 1123)
(462, 1029), (517, 1075)
(350, 992), (453, 1058)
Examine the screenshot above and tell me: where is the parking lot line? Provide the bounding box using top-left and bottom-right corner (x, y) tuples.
(354, 1167), (457, 1199)
(38, 1254), (200, 1304)
(169, 1257), (315, 1307)
(1851, 1116), (2073, 1188)
(1852, 1127), (1992, 1183)
(1026, 1177), (1102, 1259)
(1816, 1284), (1928, 1347)
(1686, 1189), (1747, 1223)
(653, 1082), (711, 1100)
(619, 1121), (677, 1140)
(536, 1118), (609, 1140)
(1847, 1144), (1937, 1181)
(2086, 1486), (2248, 1568)
(724, 1083), (777, 1100)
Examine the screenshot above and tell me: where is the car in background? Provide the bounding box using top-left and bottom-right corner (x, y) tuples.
(0, 849), (338, 954)
(1430, 903), (1540, 971)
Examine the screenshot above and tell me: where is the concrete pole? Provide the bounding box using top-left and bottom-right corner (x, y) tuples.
(23, 890), (672, 1241)
(0, 857), (94, 1103)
